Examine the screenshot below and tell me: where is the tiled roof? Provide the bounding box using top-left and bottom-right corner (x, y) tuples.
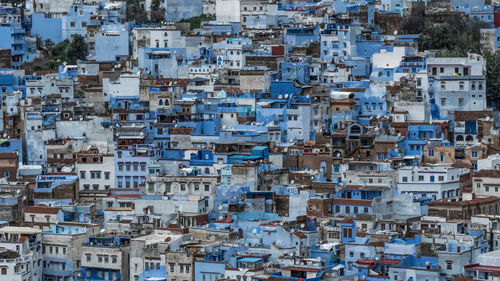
(428, 196), (500, 207)
(474, 169), (500, 178)
(25, 206), (61, 215)
(332, 198), (373, 206)
(454, 111), (493, 121)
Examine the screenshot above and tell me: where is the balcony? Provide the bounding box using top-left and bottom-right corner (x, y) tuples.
(43, 269), (73, 277)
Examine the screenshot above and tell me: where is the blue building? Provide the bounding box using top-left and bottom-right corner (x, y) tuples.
(31, 13), (63, 43)
(42, 224), (89, 281)
(81, 236), (131, 281)
(95, 24), (130, 62)
(0, 22), (25, 68)
(138, 48), (180, 78)
(194, 261), (225, 281)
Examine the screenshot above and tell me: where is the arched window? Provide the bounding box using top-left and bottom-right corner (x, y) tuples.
(1, 268), (7, 275)
(478, 83), (483, 90)
(205, 167), (210, 174)
(333, 151), (342, 158)
(465, 135), (474, 142)
(456, 135), (464, 142)
(350, 125), (361, 135)
(158, 99), (163, 105)
(472, 83), (476, 90)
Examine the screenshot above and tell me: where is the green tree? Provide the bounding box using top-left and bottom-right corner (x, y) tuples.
(485, 52), (500, 108)
(67, 34), (88, 64)
(418, 15), (487, 57)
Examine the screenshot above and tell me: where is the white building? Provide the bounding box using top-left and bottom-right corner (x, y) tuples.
(25, 74), (74, 99)
(216, 0), (240, 22)
(472, 170), (500, 199)
(0, 226), (43, 281)
(24, 206), (64, 224)
(76, 152), (115, 192)
(397, 166), (469, 201)
(102, 74), (140, 100)
(131, 27), (183, 59)
(427, 54), (487, 118)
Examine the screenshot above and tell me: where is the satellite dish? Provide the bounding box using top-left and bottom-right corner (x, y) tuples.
(285, 94), (289, 98)
(219, 216), (224, 220)
(394, 30), (398, 35)
(486, 116), (490, 121)
(252, 228), (257, 234)
(316, 257), (321, 262)
(218, 205), (223, 210)
(291, 180), (294, 184)
(278, 95), (283, 99)
(300, 223), (305, 228)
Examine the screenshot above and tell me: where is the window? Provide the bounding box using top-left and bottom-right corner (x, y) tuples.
(402, 176), (408, 182)
(86, 254), (91, 262)
(439, 176), (444, 181)
(1, 268), (6, 275)
(446, 261), (452, 270)
(418, 175), (424, 181)
(98, 255), (103, 263)
(105, 172), (110, 180)
(344, 227), (353, 238)
(170, 263), (175, 272)
(80, 171), (86, 179)
(472, 151), (478, 158)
